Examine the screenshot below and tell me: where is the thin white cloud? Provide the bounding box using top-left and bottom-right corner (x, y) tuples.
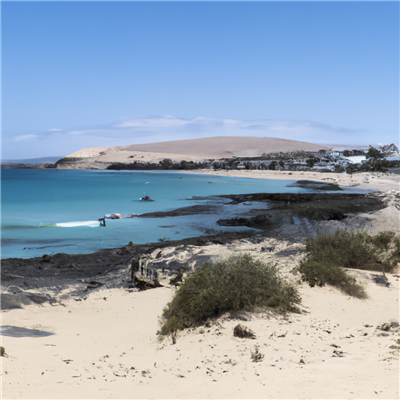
(5, 116), (373, 159)
(67, 130), (87, 135)
(112, 116), (355, 137)
(14, 134), (40, 142)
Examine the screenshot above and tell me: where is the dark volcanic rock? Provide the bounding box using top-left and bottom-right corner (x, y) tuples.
(287, 180), (343, 191)
(137, 204), (219, 218)
(1, 232), (252, 292)
(217, 193), (384, 229)
(218, 214), (271, 229)
(1, 192), (386, 306)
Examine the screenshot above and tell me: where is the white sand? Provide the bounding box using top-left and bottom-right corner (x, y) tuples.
(2, 182), (400, 399)
(186, 169), (400, 193)
(3, 260), (399, 398)
(2, 274), (399, 399)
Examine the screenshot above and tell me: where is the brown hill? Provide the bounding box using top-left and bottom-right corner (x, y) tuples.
(67, 136), (331, 164)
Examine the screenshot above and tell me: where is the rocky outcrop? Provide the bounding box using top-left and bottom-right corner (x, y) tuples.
(287, 180), (343, 191)
(1, 191), (391, 310)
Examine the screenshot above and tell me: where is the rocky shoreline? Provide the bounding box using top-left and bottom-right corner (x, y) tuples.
(1, 190), (389, 310)
(2, 188), (399, 400)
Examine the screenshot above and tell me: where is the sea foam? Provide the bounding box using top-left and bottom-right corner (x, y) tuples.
(55, 221), (99, 228)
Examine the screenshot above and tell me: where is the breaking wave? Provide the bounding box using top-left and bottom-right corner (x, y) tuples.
(39, 221), (99, 228)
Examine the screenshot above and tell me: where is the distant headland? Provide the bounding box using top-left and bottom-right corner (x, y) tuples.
(37, 136), (333, 170)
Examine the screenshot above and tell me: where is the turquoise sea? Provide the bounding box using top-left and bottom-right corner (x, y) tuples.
(0, 169), (359, 259)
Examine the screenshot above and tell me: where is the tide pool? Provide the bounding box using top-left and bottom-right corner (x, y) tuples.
(1, 169), (339, 259)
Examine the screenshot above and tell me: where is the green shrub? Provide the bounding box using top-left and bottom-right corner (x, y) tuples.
(366, 146), (384, 159)
(233, 324), (256, 339)
(1, 346), (5, 357)
(304, 230), (372, 269)
(250, 345), (264, 362)
(299, 258), (367, 298)
(158, 254), (301, 336)
(299, 230), (400, 298)
(304, 230), (398, 273)
(335, 164), (345, 172)
(388, 236), (400, 266)
(371, 231), (396, 251)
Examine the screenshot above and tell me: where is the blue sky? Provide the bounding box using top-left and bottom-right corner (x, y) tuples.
(2, 1), (399, 159)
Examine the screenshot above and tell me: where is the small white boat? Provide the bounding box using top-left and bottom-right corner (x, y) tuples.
(106, 213), (121, 219)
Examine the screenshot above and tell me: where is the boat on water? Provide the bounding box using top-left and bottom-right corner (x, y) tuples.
(108, 213), (122, 219)
(98, 213), (122, 226)
(102, 213), (122, 220)
(139, 195), (154, 201)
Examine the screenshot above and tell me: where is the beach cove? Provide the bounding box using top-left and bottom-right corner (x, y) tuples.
(1, 170), (399, 399)
(1, 169), (373, 260)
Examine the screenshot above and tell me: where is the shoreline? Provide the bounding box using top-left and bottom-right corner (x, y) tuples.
(2, 214), (399, 398)
(1, 177), (399, 398)
(183, 168), (400, 192)
(1, 190), (392, 265)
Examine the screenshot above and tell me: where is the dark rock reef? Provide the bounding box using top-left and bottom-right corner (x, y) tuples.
(1, 192), (386, 309)
(287, 180), (343, 191)
(216, 193), (384, 229)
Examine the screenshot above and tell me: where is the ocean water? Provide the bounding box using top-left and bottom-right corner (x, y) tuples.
(0, 169), (342, 259)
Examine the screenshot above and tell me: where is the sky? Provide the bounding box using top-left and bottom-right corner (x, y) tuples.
(1, 1), (399, 159)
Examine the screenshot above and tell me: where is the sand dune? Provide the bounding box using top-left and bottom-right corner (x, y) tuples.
(67, 136), (332, 164)
(2, 274), (399, 399)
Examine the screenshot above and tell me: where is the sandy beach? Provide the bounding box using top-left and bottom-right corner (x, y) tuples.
(186, 168), (400, 193)
(1, 170), (399, 399)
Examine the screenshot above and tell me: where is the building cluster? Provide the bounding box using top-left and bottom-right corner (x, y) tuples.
(233, 145), (399, 173)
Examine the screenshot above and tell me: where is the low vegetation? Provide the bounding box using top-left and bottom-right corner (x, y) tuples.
(299, 230), (400, 298)
(346, 158), (399, 174)
(102, 146), (400, 173)
(377, 320), (399, 332)
(158, 254), (301, 337)
(233, 324), (256, 339)
(250, 345), (264, 362)
(134, 276), (162, 289)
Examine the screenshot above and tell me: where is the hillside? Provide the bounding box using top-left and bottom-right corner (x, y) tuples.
(60, 136), (331, 169)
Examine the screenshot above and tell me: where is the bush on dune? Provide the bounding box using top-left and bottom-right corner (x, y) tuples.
(158, 254), (301, 336)
(370, 231), (396, 251)
(233, 324), (256, 339)
(299, 230), (399, 298)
